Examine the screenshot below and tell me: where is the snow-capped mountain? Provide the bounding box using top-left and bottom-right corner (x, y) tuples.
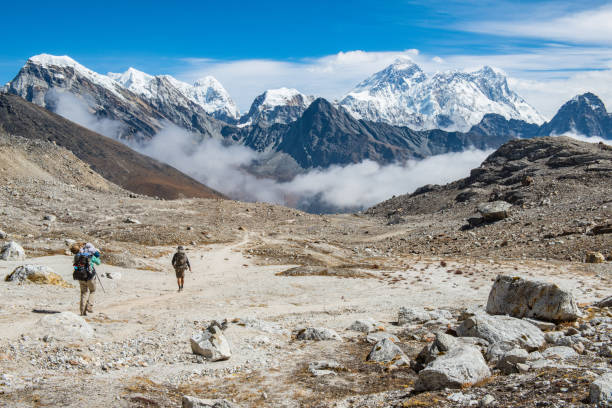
(108, 68), (240, 123)
(339, 57), (545, 132)
(4, 54), (226, 141)
(239, 88), (315, 127)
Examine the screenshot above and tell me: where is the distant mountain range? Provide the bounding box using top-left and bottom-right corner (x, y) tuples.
(3, 54), (612, 174)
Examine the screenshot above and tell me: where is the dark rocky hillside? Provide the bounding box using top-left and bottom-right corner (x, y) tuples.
(0, 93), (223, 200)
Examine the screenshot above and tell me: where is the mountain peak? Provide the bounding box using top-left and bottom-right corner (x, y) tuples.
(570, 92), (606, 111)
(28, 54), (81, 69)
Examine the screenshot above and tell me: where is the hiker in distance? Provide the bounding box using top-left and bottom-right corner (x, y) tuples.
(171, 245), (191, 292)
(72, 242), (101, 316)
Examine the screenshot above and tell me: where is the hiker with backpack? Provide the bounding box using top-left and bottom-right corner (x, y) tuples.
(171, 245), (191, 292)
(73, 243), (101, 316)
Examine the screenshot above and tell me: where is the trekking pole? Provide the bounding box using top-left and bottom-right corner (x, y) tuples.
(96, 272), (106, 293)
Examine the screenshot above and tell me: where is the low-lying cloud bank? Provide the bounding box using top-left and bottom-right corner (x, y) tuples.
(138, 125), (492, 212)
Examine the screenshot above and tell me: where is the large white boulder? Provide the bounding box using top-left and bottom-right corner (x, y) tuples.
(0, 241), (26, 261)
(456, 313), (545, 351)
(37, 312), (93, 341)
(486, 275), (579, 322)
(415, 344), (491, 391)
(190, 326), (231, 361)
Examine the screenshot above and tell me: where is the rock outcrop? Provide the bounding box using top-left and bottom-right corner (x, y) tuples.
(486, 275), (579, 322)
(190, 324), (231, 361)
(457, 313), (545, 351)
(0, 241), (26, 261)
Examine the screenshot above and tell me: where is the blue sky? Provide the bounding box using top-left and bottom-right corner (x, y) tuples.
(2, 0), (612, 116)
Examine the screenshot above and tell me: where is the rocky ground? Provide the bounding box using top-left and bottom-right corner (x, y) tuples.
(0, 134), (611, 407)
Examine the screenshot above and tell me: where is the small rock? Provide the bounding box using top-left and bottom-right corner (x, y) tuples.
(480, 394), (496, 407)
(594, 296), (612, 308)
(296, 327), (341, 341)
(0, 229), (7, 239)
(544, 331), (565, 344)
(523, 318), (557, 331)
(477, 201), (512, 221)
(124, 218), (141, 224)
(348, 318), (379, 333)
(366, 332), (399, 344)
(585, 251), (605, 264)
(182, 395), (238, 408)
(38, 312), (93, 341)
(542, 346), (578, 360)
(398, 307), (432, 325)
(308, 360), (342, 377)
(0, 241), (26, 261)
(43, 214), (56, 222)
(496, 348), (528, 374)
(589, 373), (612, 406)
(367, 338), (410, 367)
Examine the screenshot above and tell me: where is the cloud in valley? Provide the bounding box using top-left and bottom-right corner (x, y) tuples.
(137, 124), (492, 212)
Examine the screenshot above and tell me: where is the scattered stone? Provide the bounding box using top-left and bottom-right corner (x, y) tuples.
(296, 327), (341, 341)
(415, 332), (460, 370)
(38, 312), (93, 341)
(585, 251), (605, 264)
(348, 318), (379, 333)
(308, 360), (342, 377)
(477, 201), (512, 221)
(190, 324), (231, 361)
(457, 313), (545, 351)
(542, 346), (578, 360)
(0, 241), (26, 261)
(589, 373), (612, 406)
(521, 176), (534, 186)
(486, 275), (579, 322)
(485, 342), (515, 364)
(124, 218), (141, 224)
(0, 229), (7, 239)
(182, 395), (238, 408)
(523, 318), (557, 331)
(367, 338), (410, 367)
(594, 296), (612, 308)
(415, 343), (491, 391)
(233, 317), (289, 335)
(4, 264), (70, 287)
(496, 348), (529, 374)
(398, 307), (432, 325)
(366, 332), (399, 344)
(43, 214), (56, 222)
(480, 394), (496, 407)
(544, 331), (565, 344)
(103, 271), (122, 280)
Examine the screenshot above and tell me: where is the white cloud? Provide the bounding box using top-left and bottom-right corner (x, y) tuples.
(468, 4), (612, 45)
(136, 124), (491, 212)
(46, 89), (125, 137)
(554, 132), (610, 144)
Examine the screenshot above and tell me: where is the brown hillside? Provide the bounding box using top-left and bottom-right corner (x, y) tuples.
(0, 92), (223, 200)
